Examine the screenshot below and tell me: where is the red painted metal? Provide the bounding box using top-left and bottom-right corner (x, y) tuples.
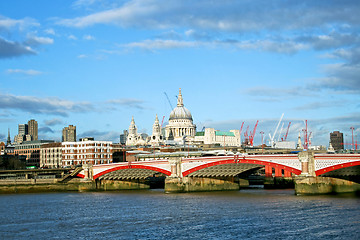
(249, 120), (259, 147)
(283, 122), (291, 141)
(315, 161), (360, 176)
(182, 156), (302, 177)
(239, 122), (244, 135)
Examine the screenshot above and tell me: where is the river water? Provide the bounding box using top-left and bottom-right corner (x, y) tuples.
(0, 189), (359, 239)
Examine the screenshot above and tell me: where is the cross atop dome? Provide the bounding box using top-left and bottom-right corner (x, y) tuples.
(177, 88), (183, 107)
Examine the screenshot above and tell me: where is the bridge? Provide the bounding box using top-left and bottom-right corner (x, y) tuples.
(78, 153), (360, 194)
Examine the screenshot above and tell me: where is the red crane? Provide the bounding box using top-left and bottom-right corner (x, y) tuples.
(302, 120), (309, 150)
(161, 116), (165, 128)
(244, 125), (249, 145)
(239, 122), (244, 135)
(282, 122), (291, 141)
(249, 120), (259, 147)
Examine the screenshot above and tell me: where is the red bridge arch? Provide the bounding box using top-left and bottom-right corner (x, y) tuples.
(183, 157), (302, 177)
(93, 165), (171, 179)
(315, 160), (360, 176)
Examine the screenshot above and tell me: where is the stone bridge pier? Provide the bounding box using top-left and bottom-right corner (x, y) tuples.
(164, 158), (242, 193)
(295, 152), (360, 195)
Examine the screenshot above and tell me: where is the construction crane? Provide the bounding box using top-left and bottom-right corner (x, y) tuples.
(163, 92), (174, 110)
(282, 122), (291, 141)
(244, 125), (249, 145)
(249, 120), (259, 147)
(161, 116), (165, 128)
(269, 113), (284, 147)
(239, 122), (244, 135)
(278, 122), (284, 141)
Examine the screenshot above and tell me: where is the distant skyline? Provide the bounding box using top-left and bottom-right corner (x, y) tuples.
(0, 0), (359, 147)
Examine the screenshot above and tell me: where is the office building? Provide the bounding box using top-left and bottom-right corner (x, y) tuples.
(28, 119), (38, 141)
(62, 125), (76, 142)
(330, 131), (344, 151)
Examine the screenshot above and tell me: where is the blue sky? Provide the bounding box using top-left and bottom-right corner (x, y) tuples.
(0, 0), (359, 147)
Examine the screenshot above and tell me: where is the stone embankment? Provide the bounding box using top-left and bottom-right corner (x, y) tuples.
(0, 179), (95, 194)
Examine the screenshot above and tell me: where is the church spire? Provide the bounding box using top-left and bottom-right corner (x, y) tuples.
(6, 128), (11, 146)
(177, 88), (183, 107)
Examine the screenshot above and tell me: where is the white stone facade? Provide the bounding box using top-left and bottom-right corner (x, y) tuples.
(40, 143), (62, 168)
(165, 89), (196, 143)
(148, 114), (164, 146)
(195, 128), (241, 146)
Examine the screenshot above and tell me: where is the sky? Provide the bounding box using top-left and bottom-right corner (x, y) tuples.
(0, 0), (359, 147)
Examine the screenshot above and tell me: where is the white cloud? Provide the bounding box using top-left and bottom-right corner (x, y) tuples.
(25, 35), (54, 46)
(56, 0), (360, 32)
(44, 28), (55, 35)
(68, 34), (78, 40)
(316, 63), (360, 93)
(77, 54), (88, 58)
(122, 38), (308, 54)
(0, 16), (39, 30)
(6, 69), (43, 76)
(123, 39), (199, 50)
(0, 93), (94, 116)
(83, 34), (95, 40)
(107, 98), (146, 109)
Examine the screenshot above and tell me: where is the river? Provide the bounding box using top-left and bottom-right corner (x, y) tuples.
(0, 189), (359, 239)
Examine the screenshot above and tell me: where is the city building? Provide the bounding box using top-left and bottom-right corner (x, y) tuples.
(120, 130), (128, 145)
(330, 131), (344, 151)
(274, 141), (296, 149)
(14, 140), (54, 167)
(194, 128), (241, 146)
(14, 123), (28, 144)
(40, 142), (62, 168)
(62, 138), (112, 166)
(62, 125), (76, 142)
(165, 88), (196, 144)
(28, 119), (38, 141)
(14, 119), (38, 144)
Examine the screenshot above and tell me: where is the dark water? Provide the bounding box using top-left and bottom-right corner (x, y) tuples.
(0, 189), (359, 240)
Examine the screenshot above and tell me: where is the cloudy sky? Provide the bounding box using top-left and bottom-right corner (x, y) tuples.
(0, 0), (359, 147)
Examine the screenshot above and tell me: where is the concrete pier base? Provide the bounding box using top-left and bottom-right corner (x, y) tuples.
(96, 179), (151, 191)
(295, 177), (360, 195)
(264, 177), (294, 189)
(164, 176), (241, 193)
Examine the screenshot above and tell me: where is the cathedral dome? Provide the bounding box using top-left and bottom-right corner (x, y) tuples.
(169, 106), (193, 120)
(168, 89), (193, 121)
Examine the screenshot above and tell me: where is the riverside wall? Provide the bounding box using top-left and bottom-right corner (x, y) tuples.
(0, 179), (96, 194)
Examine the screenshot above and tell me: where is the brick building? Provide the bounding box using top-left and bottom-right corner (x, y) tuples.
(62, 138), (112, 167)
